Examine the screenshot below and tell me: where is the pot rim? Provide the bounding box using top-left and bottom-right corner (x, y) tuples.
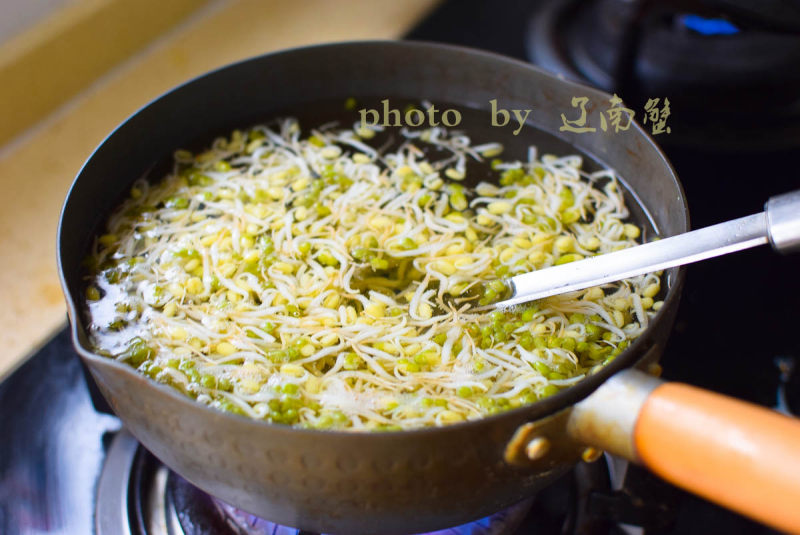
(57, 39), (689, 440)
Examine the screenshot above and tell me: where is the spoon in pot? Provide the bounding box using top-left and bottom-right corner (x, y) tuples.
(492, 190), (800, 309)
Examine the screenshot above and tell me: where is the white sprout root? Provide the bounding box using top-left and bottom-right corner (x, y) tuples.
(85, 117), (663, 431)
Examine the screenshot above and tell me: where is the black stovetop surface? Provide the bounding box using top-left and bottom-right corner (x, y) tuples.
(2, 1), (799, 534)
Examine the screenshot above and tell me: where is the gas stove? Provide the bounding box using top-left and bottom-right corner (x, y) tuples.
(2, 330), (794, 535)
(3, 1), (800, 534)
(97, 431), (677, 535)
(99, 428), (536, 534)
(0, 328), (686, 535)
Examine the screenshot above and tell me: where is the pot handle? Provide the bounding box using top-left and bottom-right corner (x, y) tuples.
(568, 369), (800, 534)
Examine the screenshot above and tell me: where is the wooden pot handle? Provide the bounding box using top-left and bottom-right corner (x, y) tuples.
(635, 382), (800, 534)
(568, 369), (800, 533)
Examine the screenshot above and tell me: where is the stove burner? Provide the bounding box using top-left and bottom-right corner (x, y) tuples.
(99, 429), (675, 535)
(525, 0), (800, 151)
(168, 475), (533, 535)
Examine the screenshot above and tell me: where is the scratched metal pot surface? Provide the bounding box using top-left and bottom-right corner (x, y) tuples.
(57, 41), (687, 534)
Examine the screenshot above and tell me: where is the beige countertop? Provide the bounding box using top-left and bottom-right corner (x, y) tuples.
(0, 0), (438, 377)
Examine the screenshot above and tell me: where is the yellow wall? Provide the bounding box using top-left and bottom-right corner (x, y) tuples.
(0, 0), (439, 377)
(0, 0), (209, 146)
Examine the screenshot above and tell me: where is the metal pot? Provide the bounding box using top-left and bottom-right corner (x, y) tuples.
(57, 41), (800, 534)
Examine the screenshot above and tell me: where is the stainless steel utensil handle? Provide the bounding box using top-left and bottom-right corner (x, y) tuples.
(766, 190), (800, 253)
(499, 190), (800, 308)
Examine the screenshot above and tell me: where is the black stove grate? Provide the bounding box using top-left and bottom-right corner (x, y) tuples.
(115, 437), (628, 535)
